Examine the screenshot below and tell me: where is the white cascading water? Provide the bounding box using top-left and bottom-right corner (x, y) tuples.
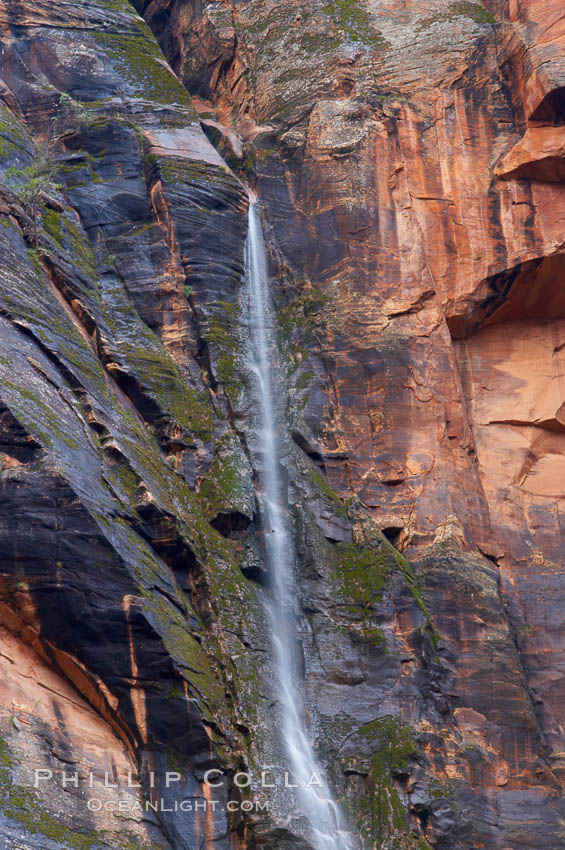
(245, 201), (355, 850)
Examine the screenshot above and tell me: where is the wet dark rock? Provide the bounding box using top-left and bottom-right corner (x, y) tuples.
(1, 0), (565, 849)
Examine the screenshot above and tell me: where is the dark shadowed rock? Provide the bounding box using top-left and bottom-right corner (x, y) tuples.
(1, 0), (565, 849)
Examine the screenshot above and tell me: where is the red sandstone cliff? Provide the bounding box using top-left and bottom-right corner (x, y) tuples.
(0, 1), (564, 848)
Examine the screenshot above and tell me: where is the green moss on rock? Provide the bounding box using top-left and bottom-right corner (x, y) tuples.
(41, 206), (97, 280)
(199, 434), (251, 524)
(278, 285), (334, 339)
(41, 207), (63, 247)
(336, 541), (392, 605)
(0, 734), (97, 849)
(93, 25), (191, 105)
(331, 539), (394, 648)
(0, 104), (25, 160)
(357, 717), (429, 848)
(449, 1), (496, 24)
(322, 0), (388, 48)
(419, 2), (496, 29)
(26, 247), (44, 279)
(309, 467), (349, 519)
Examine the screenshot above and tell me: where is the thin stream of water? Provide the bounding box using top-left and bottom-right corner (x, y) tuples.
(245, 201), (354, 850)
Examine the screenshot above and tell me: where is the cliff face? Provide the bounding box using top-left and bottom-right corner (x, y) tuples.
(0, 1), (564, 849)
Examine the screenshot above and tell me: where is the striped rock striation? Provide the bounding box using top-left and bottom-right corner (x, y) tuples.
(0, 0), (564, 848)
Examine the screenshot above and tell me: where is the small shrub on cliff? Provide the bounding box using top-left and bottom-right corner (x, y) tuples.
(56, 93), (89, 134)
(8, 141), (61, 244)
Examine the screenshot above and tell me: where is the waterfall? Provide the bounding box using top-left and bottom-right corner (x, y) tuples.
(245, 201), (354, 850)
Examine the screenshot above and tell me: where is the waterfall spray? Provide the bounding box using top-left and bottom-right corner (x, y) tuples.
(245, 201), (355, 850)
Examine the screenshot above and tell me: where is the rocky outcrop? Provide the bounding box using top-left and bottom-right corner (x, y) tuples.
(137, 0), (565, 847)
(1, 0), (565, 849)
(0, 2), (256, 848)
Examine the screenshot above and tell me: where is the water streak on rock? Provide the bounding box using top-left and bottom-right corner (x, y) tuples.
(245, 201), (354, 850)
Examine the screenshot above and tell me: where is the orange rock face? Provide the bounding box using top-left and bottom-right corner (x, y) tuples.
(135, 1), (565, 544)
(487, 0), (565, 121)
(1, 0), (565, 847)
(166, 0), (565, 556)
(0, 627), (158, 846)
(137, 0), (565, 844)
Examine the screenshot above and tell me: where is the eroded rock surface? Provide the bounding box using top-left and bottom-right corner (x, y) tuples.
(1, 0), (565, 848)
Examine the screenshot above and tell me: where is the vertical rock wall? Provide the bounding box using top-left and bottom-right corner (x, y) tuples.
(1, 0), (565, 848)
(135, 0), (565, 847)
